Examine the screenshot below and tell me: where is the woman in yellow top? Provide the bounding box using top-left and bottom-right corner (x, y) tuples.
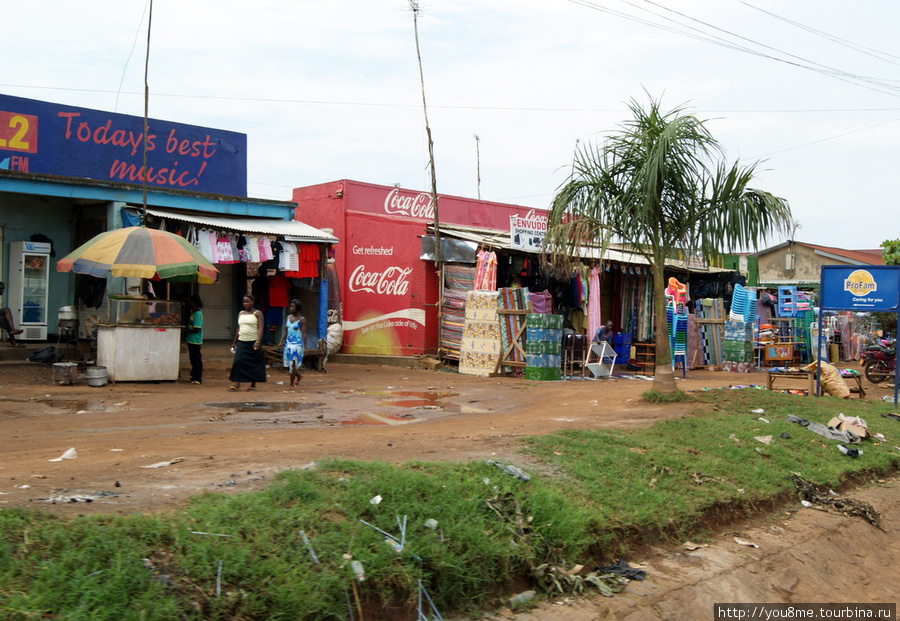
(229, 293), (266, 391)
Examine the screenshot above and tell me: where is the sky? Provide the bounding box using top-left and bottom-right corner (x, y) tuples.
(4, 1), (899, 251)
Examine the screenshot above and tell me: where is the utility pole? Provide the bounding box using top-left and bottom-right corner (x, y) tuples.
(409, 1), (440, 266)
(141, 0), (153, 224)
(409, 1), (443, 358)
(474, 134), (481, 199)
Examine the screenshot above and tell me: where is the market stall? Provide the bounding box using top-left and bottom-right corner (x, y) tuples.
(57, 226), (218, 382)
(96, 297), (182, 381)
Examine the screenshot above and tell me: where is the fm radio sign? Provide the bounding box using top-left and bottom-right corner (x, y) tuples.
(0, 93), (248, 196)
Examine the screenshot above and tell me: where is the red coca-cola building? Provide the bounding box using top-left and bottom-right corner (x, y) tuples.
(293, 179), (543, 357)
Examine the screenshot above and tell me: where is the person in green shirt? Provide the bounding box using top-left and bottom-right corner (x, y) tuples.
(185, 295), (204, 384)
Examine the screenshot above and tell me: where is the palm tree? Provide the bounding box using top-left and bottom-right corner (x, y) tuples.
(545, 96), (794, 393)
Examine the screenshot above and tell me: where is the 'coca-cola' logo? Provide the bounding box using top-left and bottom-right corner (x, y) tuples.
(349, 264), (413, 296)
(383, 188), (435, 219)
(512, 208), (549, 231)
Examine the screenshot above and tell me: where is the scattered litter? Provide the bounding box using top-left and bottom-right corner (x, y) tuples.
(882, 413), (900, 421)
(385, 538), (403, 553)
(787, 414), (860, 444)
(595, 558), (647, 581)
(837, 445), (862, 459)
(190, 531), (233, 538)
(141, 458), (184, 469)
(754, 435), (773, 445)
(757, 417), (770, 424)
(299, 530), (319, 564)
(791, 475), (882, 529)
(110, 448), (123, 452)
(507, 590), (536, 607)
(369, 494), (382, 505)
(423, 518), (438, 529)
(41, 491), (120, 504)
(48, 447), (77, 462)
(729, 434), (741, 442)
(733, 537), (758, 548)
(537, 563), (628, 597)
(486, 460), (531, 482)
(780, 432), (791, 439)
(872, 433), (887, 442)
(16, 485), (30, 490)
(750, 408), (765, 414)
(418, 579), (444, 620)
(350, 560), (365, 581)
(800, 500), (813, 508)
(682, 541), (708, 550)
(215, 560), (224, 597)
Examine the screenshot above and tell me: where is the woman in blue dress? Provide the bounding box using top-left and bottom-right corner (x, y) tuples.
(278, 299), (307, 389)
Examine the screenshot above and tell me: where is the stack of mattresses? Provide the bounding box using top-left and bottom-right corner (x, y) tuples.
(524, 313), (562, 381)
(458, 290), (502, 376)
(722, 320), (754, 373)
(441, 265), (475, 359)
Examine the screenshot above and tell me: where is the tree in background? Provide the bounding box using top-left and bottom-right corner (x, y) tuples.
(545, 96), (794, 393)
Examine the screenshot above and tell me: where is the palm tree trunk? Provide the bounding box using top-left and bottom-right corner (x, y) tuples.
(651, 261), (677, 393)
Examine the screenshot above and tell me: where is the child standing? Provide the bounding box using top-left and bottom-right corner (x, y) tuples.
(279, 299), (307, 389)
(185, 295), (204, 384)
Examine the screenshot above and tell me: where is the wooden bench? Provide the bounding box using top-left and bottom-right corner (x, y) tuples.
(766, 370), (815, 395)
(766, 369), (865, 398)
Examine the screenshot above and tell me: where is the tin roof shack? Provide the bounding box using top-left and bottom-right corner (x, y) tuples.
(293, 180), (547, 357)
(756, 240), (883, 288)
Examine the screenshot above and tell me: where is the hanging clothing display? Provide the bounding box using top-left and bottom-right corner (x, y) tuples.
(587, 267), (602, 343)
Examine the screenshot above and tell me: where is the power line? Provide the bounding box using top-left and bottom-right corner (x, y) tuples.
(566, 0), (900, 98)
(739, 1), (900, 67)
(4, 84), (900, 115)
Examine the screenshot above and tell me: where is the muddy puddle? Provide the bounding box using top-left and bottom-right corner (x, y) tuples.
(205, 401), (323, 413)
(205, 390), (465, 427)
(22, 397), (111, 413)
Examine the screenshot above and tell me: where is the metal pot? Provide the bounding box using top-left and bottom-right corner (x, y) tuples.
(58, 306), (78, 321)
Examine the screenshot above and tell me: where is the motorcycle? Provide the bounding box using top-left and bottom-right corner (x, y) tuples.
(861, 338), (896, 384)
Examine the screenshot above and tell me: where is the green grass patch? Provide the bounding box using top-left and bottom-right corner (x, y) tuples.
(2, 389), (898, 619)
(641, 389), (694, 403)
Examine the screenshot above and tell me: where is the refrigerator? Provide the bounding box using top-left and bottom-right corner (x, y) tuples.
(7, 240), (52, 340)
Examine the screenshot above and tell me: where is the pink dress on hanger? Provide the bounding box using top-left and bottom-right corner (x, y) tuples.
(587, 267), (602, 341)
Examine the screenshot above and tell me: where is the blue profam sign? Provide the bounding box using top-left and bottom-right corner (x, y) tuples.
(820, 265), (900, 311)
(820, 264), (900, 405)
(0, 93), (247, 196)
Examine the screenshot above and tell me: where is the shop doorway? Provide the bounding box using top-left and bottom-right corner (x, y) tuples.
(199, 266), (234, 340)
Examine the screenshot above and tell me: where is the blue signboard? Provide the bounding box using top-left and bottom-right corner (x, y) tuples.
(820, 264), (900, 405)
(0, 93), (247, 196)
(820, 265), (900, 311)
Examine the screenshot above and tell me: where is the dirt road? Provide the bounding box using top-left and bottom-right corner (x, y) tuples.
(1, 350), (898, 619)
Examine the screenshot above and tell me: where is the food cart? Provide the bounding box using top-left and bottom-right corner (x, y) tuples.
(96, 297), (182, 381)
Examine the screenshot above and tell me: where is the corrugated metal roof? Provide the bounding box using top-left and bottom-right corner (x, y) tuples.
(146, 208), (338, 243)
(430, 224), (734, 273)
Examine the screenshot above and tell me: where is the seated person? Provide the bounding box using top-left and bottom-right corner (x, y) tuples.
(0, 281), (24, 347)
(594, 320), (614, 347)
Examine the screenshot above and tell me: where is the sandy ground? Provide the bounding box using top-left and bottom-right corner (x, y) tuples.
(1, 347), (898, 618)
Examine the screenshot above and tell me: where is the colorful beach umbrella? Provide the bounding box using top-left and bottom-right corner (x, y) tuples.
(57, 226), (218, 284)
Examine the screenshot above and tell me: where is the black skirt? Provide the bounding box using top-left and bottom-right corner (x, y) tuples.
(229, 340), (267, 383)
